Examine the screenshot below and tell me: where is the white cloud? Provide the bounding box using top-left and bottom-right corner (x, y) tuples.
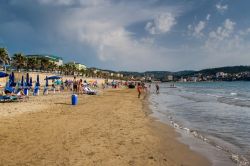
(194, 21), (206, 37)
(216, 3), (228, 13)
(200, 19), (250, 67)
(206, 14), (211, 21)
(55, 1), (182, 71)
(145, 13), (176, 35)
(37, 0), (108, 6)
(188, 21), (206, 38)
(208, 19), (235, 41)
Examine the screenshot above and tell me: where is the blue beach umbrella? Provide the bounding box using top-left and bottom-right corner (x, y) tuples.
(8, 73), (12, 84)
(11, 72), (15, 83)
(10, 72), (17, 87)
(0, 71), (8, 78)
(45, 76), (49, 87)
(30, 77), (33, 87)
(36, 75), (40, 86)
(45, 75), (62, 80)
(26, 73), (29, 86)
(21, 75), (24, 87)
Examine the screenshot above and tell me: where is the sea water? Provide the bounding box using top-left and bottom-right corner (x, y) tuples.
(149, 82), (250, 166)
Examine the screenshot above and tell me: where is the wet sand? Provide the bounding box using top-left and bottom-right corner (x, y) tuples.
(0, 89), (210, 165)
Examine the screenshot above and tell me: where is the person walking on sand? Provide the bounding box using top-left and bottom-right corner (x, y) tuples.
(73, 77), (78, 94)
(137, 82), (142, 98)
(156, 83), (159, 94)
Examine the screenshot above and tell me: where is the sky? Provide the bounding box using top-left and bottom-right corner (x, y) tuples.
(1, 0), (250, 72)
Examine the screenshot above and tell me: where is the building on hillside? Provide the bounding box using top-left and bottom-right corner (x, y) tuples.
(26, 54), (63, 66)
(216, 72), (227, 78)
(66, 61), (87, 70)
(166, 75), (173, 81)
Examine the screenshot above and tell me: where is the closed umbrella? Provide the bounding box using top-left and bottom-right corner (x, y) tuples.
(11, 72), (15, 83)
(21, 75), (24, 87)
(36, 75), (40, 86)
(8, 73), (12, 84)
(30, 77), (33, 87)
(26, 73), (29, 87)
(45, 76), (49, 87)
(10, 72), (16, 87)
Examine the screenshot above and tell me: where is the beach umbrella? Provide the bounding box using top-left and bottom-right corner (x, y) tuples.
(36, 75), (40, 86)
(0, 71), (8, 78)
(21, 75), (24, 87)
(11, 72), (15, 83)
(26, 73), (29, 86)
(45, 76), (49, 87)
(45, 75), (62, 80)
(30, 77), (33, 87)
(10, 72), (17, 87)
(8, 73), (12, 83)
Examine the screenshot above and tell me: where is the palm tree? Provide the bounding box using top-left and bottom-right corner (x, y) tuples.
(80, 68), (86, 77)
(48, 61), (58, 72)
(40, 57), (50, 71)
(12, 53), (26, 71)
(0, 48), (10, 72)
(58, 65), (65, 75)
(63, 64), (71, 75)
(26, 57), (36, 71)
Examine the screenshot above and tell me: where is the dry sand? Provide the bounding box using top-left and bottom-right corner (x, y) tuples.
(0, 88), (210, 166)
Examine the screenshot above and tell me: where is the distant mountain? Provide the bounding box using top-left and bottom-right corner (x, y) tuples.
(195, 66), (250, 76)
(144, 71), (172, 79)
(173, 70), (196, 76)
(118, 66), (250, 80)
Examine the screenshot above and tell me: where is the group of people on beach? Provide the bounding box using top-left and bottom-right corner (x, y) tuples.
(137, 82), (160, 98)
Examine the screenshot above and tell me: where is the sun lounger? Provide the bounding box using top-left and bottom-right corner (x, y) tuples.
(0, 95), (19, 102)
(83, 87), (97, 95)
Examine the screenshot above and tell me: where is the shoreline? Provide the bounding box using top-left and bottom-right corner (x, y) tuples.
(148, 83), (250, 166)
(141, 92), (211, 166)
(0, 88), (210, 165)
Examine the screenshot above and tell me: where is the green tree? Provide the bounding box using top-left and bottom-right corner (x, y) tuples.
(12, 53), (26, 71)
(40, 57), (50, 71)
(0, 48), (10, 72)
(26, 57), (37, 71)
(58, 65), (65, 75)
(79, 68), (86, 77)
(48, 61), (58, 72)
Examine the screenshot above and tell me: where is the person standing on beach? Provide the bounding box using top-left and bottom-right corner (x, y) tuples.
(156, 83), (159, 94)
(73, 77), (78, 94)
(137, 82), (142, 98)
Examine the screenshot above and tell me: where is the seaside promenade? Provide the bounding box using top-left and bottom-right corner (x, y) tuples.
(0, 87), (210, 165)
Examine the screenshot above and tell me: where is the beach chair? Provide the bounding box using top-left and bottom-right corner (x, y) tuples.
(83, 87), (97, 95)
(0, 95), (19, 102)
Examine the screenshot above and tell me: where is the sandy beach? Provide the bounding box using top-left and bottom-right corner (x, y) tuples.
(0, 88), (210, 166)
